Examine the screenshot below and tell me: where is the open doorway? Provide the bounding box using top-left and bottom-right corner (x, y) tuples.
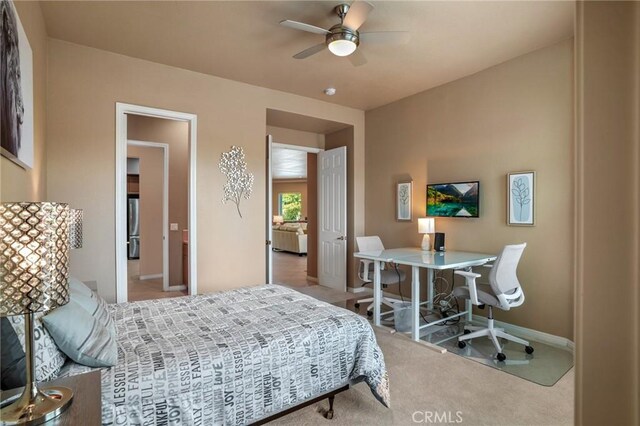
(266, 110), (353, 293)
(115, 103), (198, 303)
(270, 144), (319, 288)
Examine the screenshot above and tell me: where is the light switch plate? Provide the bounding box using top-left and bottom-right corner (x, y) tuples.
(170, 223), (179, 231)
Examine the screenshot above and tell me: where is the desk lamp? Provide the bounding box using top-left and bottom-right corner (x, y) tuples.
(0, 202), (74, 425)
(418, 218), (435, 251)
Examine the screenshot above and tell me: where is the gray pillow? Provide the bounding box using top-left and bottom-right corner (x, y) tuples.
(42, 301), (117, 368)
(1, 317), (26, 390)
(69, 277), (116, 336)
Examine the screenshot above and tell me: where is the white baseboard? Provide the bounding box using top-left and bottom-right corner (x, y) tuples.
(348, 286), (371, 294)
(306, 276), (318, 283)
(167, 285), (186, 291)
(472, 314), (574, 351)
(139, 274), (163, 280)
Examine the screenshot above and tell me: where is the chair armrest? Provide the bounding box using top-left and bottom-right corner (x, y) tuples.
(482, 263), (494, 269)
(454, 270), (481, 306)
(454, 270), (481, 279)
(360, 260), (373, 282)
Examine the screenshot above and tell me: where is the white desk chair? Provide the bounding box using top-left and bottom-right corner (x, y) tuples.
(453, 243), (534, 361)
(355, 236), (408, 318)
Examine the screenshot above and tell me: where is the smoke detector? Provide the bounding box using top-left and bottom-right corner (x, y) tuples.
(324, 87), (337, 96)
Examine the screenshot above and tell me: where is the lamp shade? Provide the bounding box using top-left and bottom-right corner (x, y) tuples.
(0, 202), (70, 316)
(328, 39), (357, 57)
(69, 208), (83, 249)
(418, 217), (435, 234)
(273, 215), (284, 224)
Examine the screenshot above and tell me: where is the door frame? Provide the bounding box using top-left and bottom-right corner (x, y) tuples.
(127, 140), (177, 292)
(266, 139), (323, 284)
(116, 103), (198, 303)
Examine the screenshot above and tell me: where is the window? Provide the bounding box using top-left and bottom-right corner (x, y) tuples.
(278, 192), (302, 221)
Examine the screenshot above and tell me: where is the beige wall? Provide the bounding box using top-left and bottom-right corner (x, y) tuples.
(128, 115), (189, 286)
(272, 180), (307, 219)
(1, 2), (47, 202)
(574, 2), (639, 424)
(306, 153), (318, 279)
(267, 126), (324, 149)
(365, 39), (574, 339)
(45, 39), (365, 302)
(127, 145), (163, 277)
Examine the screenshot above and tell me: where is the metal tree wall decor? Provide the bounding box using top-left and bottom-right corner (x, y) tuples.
(219, 146), (254, 218)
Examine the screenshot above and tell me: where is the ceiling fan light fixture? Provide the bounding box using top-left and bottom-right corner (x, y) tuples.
(326, 26), (359, 57)
(328, 39), (357, 57)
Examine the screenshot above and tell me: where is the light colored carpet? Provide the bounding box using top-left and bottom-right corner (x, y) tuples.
(291, 285), (367, 304)
(273, 328), (574, 425)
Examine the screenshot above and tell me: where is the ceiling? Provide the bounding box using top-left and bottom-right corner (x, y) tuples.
(40, 1), (574, 111)
(272, 147), (307, 179)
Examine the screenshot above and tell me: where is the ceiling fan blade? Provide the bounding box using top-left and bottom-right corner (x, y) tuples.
(348, 49), (367, 67)
(293, 43), (327, 59)
(343, 1), (374, 31)
(360, 31), (411, 45)
(280, 20), (330, 35)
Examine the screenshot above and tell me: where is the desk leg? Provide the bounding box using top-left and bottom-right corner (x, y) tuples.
(411, 266), (420, 341)
(427, 269), (434, 311)
(464, 267), (473, 323)
(373, 260), (381, 327)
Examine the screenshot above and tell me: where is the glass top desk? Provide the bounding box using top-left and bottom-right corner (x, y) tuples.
(354, 248), (497, 341)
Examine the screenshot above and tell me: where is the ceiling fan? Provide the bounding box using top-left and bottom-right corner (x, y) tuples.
(280, 1), (410, 66)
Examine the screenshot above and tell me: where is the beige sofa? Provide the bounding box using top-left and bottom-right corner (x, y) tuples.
(272, 223), (307, 255)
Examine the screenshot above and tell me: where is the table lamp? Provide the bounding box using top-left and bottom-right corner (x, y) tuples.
(68, 209), (83, 250)
(273, 215), (284, 224)
(0, 202), (74, 425)
(418, 217), (435, 251)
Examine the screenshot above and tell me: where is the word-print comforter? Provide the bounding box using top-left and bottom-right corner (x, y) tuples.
(60, 285), (390, 425)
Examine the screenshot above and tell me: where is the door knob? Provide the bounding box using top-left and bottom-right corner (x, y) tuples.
(337, 236), (347, 241)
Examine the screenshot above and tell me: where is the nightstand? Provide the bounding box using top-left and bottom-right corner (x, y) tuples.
(1, 370), (102, 425)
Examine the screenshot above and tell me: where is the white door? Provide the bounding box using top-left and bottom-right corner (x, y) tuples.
(266, 135), (273, 284)
(318, 146), (347, 291)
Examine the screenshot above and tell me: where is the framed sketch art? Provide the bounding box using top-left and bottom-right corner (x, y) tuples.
(1, 0), (34, 169)
(396, 180), (413, 221)
(508, 171), (535, 226)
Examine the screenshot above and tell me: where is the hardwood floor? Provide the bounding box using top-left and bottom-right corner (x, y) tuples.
(272, 250), (316, 288)
(127, 260), (187, 302)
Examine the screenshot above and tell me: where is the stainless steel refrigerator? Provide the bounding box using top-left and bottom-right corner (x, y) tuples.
(127, 195), (140, 259)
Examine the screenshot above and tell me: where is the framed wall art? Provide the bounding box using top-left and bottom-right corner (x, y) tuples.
(396, 180), (413, 221)
(508, 171), (535, 226)
(1, 0), (34, 169)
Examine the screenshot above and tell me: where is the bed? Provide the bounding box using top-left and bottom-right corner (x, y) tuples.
(59, 284), (390, 425)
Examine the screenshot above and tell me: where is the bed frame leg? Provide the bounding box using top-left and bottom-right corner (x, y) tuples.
(324, 395), (335, 420)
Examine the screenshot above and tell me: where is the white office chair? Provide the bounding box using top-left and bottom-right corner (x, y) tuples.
(452, 243), (533, 361)
(355, 236), (408, 318)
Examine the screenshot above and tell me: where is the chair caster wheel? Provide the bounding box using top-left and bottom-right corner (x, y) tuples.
(354, 303), (360, 309)
(496, 353), (506, 361)
(525, 345), (534, 354)
(366, 311), (373, 317)
(463, 329), (471, 335)
(457, 341), (466, 349)
(325, 410), (334, 420)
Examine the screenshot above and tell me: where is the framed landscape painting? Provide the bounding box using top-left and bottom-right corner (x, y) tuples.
(508, 171), (535, 226)
(396, 180), (413, 221)
(1, 0), (34, 169)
